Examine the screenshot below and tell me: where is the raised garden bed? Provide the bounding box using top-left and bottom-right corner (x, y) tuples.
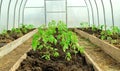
(12, 49), (94, 71)
(0, 25), (34, 47)
(74, 28), (120, 62)
(6, 35), (120, 71)
(2, 21), (119, 71)
(9, 21), (96, 71)
(0, 29), (38, 58)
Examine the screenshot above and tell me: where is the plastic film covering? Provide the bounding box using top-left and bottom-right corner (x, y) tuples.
(0, 0), (120, 33)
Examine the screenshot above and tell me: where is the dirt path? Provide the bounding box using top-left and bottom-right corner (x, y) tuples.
(0, 38), (32, 71)
(78, 36), (120, 71)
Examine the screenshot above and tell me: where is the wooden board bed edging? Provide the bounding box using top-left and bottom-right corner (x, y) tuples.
(84, 51), (102, 71)
(0, 29), (38, 58)
(9, 48), (32, 71)
(74, 28), (120, 63)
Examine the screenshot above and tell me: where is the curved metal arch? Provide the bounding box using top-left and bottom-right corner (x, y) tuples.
(0, 0), (3, 20)
(94, 0), (100, 26)
(101, 0), (106, 30)
(13, 0), (18, 28)
(7, 0), (12, 30)
(84, 0), (90, 26)
(18, 0), (24, 27)
(109, 0), (114, 27)
(44, 0), (47, 25)
(65, 0), (67, 26)
(88, 0), (94, 25)
(22, 0), (28, 24)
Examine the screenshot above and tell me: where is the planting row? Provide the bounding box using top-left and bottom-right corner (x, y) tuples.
(0, 24), (34, 47)
(74, 22), (120, 62)
(0, 24), (37, 58)
(15, 21), (95, 71)
(80, 22), (120, 49)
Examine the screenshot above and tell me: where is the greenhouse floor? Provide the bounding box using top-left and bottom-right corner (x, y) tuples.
(78, 37), (120, 71)
(0, 38), (32, 71)
(0, 35), (120, 71)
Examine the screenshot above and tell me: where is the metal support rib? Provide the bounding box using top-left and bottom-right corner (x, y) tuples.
(84, 0), (90, 26)
(22, 0), (27, 24)
(13, 0), (18, 28)
(18, 0), (24, 27)
(101, 0), (106, 30)
(94, 0), (100, 26)
(88, 0), (94, 25)
(110, 0), (114, 27)
(65, 0), (67, 26)
(7, 0), (12, 30)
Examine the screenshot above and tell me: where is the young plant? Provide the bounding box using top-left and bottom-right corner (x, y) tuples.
(65, 52), (71, 61)
(98, 25), (104, 30)
(32, 20), (84, 61)
(80, 22), (89, 29)
(1, 30), (9, 38)
(10, 28), (23, 39)
(26, 24), (34, 30)
(20, 24), (34, 34)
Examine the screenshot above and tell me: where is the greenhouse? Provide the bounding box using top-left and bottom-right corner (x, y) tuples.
(0, 0), (120, 71)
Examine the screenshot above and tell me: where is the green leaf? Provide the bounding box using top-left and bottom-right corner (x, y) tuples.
(38, 45), (44, 50)
(42, 54), (50, 60)
(106, 30), (113, 36)
(78, 46), (84, 53)
(65, 52), (71, 61)
(101, 35), (106, 40)
(80, 22), (89, 28)
(32, 34), (40, 51)
(53, 52), (59, 57)
(63, 44), (68, 52)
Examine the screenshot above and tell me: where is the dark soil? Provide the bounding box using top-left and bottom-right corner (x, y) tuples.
(0, 34), (12, 47)
(78, 28), (101, 38)
(77, 28), (120, 48)
(0, 28), (35, 48)
(16, 49), (94, 71)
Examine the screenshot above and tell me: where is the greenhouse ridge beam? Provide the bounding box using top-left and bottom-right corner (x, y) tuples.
(67, 5), (87, 7)
(46, 11), (66, 13)
(25, 7), (44, 8)
(46, 0), (65, 1)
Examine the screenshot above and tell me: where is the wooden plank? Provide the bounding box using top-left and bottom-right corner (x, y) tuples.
(84, 51), (102, 71)
(0, 29), (38, 58)
(74, 28), (120, 62)
(9, 48), (31, 71)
